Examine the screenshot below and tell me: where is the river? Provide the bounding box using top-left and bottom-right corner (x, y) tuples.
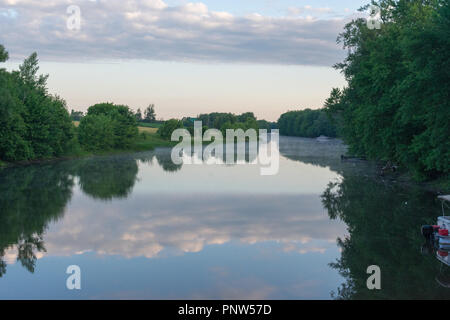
(0, 136), (448, 299)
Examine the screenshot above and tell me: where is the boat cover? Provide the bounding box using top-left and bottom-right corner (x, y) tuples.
(438, 195), (450, 202)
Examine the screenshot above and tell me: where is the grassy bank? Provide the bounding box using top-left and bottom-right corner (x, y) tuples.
(138, 122), (163, 129)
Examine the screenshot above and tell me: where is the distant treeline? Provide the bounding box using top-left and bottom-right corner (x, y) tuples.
(325, 0), (449, 179)
(277, 109), (337, 138)
(158, 112), (278, 139)
(196, 112), (277, 132)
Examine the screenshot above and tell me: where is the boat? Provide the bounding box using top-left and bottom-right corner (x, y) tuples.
(421, 195), (450, 264)
(316, 135), (330, 142)
(420, 196), (450, 288)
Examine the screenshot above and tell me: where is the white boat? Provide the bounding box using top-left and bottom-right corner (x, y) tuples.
(421, 195), (450, 288)
(421, 195), (450, 262)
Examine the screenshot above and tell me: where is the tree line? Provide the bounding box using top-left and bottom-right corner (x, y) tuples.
(277, 109), (338, 138)
(158, 112), (277, 139)
(324, 0), (449, 180)
(0, 45), (143, 161)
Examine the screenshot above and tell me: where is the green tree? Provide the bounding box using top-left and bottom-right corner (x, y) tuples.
(325, 0), (449, 179)
(78, 102), (138, 151)
(135, 108), (142, 122)
(70, 110), (84, 121)
(277, 109), (337, 138)
(144, 104), (156, 122)
(158, 119), (184, 140)
(78, 114), (115, 151)
(0, 48), (75, 161)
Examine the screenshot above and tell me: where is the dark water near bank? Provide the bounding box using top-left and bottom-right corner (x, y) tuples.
(0, 136), (449, 299)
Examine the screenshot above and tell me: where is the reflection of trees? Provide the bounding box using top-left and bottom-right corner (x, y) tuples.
(322, 175), (450, 299)
(0, 162), (75, 277)
(77, 156), (139, 200)
(154, 152), (182, 172)
(0, 154), (142, 276)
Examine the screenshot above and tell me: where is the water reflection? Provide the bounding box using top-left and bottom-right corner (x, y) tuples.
(322, 175), (450, 299)
(77, 157), (139, 200)
(0, 162), (74, 276)
(0, 143), (343, 283)
(0, 137), (448, 299)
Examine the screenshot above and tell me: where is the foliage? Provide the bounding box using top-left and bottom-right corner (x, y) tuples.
(278, 109), (337, 138)
(220, 117), (259, 135)
(0, 49), (76, 162)
(78, 103), (138, 151)
(325, 0), (450, 179)
(143, 104), (156, 122)
(135, 108), (142, 122)
(321, 174), (450, 299)
(158, 119), (184, 140)
(78, 114), (115, 151)
(257, 120), (278, 130)
(70, 110), (84, 121)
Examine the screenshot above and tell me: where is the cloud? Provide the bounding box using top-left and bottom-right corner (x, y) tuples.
(0, 0), (353, 66)
(13, 193), (346, 261)
(288, 5), (334, 16)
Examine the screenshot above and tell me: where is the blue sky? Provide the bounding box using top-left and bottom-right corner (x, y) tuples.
(164, 0), (367, 16)
(0, 0), (371, 120)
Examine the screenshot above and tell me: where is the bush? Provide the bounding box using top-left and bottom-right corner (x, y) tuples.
(158, 119), (184, 140)
(78, 103), (138, 151)
(78, 114), (115, 151)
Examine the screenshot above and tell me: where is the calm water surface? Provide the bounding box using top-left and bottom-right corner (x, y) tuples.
(0, 137), (449, 299)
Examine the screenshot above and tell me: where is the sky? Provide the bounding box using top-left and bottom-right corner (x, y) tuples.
(0, 0), (369, 121)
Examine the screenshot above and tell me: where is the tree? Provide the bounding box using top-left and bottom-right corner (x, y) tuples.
(0, 45), (8, 63)
(158, 119), (184, 140)
(135, 108), (142, 122)
(78, 114), (115, 151)
(0, 47), (76, 161)
(78, 102), (138, 151)
(70, 110), (84, 121)
(277, 109), (337, 138)
(324, 0), (449, 179)
(144, 104), (156, 122)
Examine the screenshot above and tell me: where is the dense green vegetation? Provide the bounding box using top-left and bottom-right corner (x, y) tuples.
(158, 119), (184, 140)
(159, 112), (276, 140)
(321, 173), (450, 299)
(70, 110), (84, 121)
(0, 45), (173, 164)
(196, 112), (263, 132)
(325, 0), (449, 180)
(278, 109), (338, 138)
(78, 103), (138, 152)
(0, 46), (76, 162)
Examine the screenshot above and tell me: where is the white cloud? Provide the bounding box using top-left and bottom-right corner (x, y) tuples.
(0, 0), (352, 66)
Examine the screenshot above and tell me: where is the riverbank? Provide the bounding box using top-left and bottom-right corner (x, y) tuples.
(0, 132), (176, 169)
